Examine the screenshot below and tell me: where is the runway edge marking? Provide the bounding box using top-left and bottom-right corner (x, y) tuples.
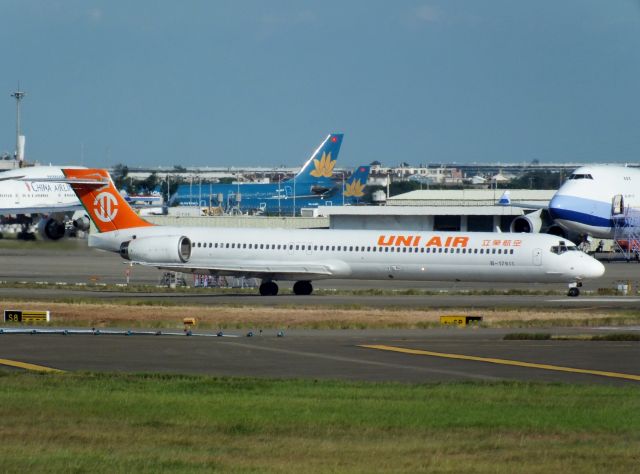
(359, 345), (640, 382)
(0, 358), (65, 373)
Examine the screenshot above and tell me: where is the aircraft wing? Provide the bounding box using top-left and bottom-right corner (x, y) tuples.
(496, 190), (548, 210)
(133, 260), (342, 280)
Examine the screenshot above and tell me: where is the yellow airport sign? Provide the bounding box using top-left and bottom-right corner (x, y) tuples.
(4, 310), (50, 323)
(440, 315), (482, 327)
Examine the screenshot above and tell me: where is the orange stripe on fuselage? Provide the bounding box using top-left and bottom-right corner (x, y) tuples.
(62, 168), (153, 232)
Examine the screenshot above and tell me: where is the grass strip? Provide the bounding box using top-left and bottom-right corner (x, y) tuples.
(504, 333), (640, 341)
(0, 372), (638, 473)
(1, 298), (640, 330)
(504, 333), (552, 340)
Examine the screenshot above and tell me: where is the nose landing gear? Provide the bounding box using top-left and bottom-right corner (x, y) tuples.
(567, 281), (582, 297)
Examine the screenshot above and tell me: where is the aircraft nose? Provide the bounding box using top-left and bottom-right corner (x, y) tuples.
(590, 258), (606, 278)
(548, 194), (566, 221)
(580, 256), (605, 279)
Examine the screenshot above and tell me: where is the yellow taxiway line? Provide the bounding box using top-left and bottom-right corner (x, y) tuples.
(0, 358), (64, 373)
(359, 345), (640, 382)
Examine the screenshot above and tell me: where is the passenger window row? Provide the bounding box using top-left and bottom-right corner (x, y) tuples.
(190, 241), (516, 255)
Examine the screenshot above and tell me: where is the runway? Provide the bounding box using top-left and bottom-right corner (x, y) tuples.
(0, 328), (638, 385)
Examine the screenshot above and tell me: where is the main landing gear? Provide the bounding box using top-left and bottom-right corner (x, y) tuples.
(259, 281), (279, 296)
(293, 281), (313, 296)
(567, 281), (582, 297)
(258, 280), (314, 296)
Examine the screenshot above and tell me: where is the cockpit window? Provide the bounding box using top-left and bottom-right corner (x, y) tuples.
(551, 241), (579, 254)
(568, 173), (593, 180)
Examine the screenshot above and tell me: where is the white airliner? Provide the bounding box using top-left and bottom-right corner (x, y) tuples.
(508, 166), (640, 240)
(54, 168), (605, 297)
(0, 166), (88, 239)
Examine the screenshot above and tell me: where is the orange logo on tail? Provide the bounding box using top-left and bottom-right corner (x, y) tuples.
(93, 191), (119, 223)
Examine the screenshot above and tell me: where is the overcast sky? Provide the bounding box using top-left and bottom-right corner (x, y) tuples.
(1, 1), (640, 168)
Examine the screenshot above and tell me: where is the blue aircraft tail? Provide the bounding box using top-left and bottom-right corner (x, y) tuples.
(290, 133), (344, 183)
(342, 165), (370, 200)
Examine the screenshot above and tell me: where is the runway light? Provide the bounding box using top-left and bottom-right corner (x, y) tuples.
(246, 331), (254, 337)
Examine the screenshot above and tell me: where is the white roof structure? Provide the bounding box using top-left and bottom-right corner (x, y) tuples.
(309, 205), (525, 217)
(387, 189), (555, 207)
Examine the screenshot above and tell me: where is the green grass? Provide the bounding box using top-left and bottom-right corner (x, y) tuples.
(0, 372), (638, 473)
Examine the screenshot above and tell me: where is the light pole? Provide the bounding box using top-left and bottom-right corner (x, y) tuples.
(278, 174), (281, 216)
(10, 87), (26, 166)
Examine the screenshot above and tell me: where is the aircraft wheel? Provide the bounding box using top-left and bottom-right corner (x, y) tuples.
(293, 281), (313, 295)
(567, 287), (580, 297)
(259, 281), (279, 296)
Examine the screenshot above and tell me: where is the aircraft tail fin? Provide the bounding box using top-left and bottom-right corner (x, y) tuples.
(497, 190), (511, 205)
(291, 133), (343, 182)
(343, 165), (370, 198)
(61, 168), (153, 233)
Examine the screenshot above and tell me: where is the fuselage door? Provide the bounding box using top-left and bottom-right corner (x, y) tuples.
(532, 248), (542, 266)
(612, 194), (624, 216)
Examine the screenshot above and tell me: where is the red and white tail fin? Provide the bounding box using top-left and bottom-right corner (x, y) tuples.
(62, 168), (153, 233)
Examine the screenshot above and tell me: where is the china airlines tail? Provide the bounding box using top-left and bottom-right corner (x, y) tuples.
(61, 168), (153, 232)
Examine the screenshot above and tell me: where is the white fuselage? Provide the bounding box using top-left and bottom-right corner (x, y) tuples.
(0, 166), (83, 215)
(549, 165), (640, 238)
(90, 226), (604, 284)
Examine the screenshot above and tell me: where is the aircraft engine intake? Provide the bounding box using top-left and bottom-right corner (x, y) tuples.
(510, 209), (544, 234)
(120, 235), (191, 263)
(37, 218), (66, 241)
(73, 215), (91, 231)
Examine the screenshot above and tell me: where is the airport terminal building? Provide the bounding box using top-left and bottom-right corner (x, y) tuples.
(305, 189), (554, 231)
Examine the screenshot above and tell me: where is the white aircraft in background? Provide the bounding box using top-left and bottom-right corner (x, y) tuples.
(505, 165), (640, 240)
(54, 168), (604, 297)
(0, 165), (89, 240)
